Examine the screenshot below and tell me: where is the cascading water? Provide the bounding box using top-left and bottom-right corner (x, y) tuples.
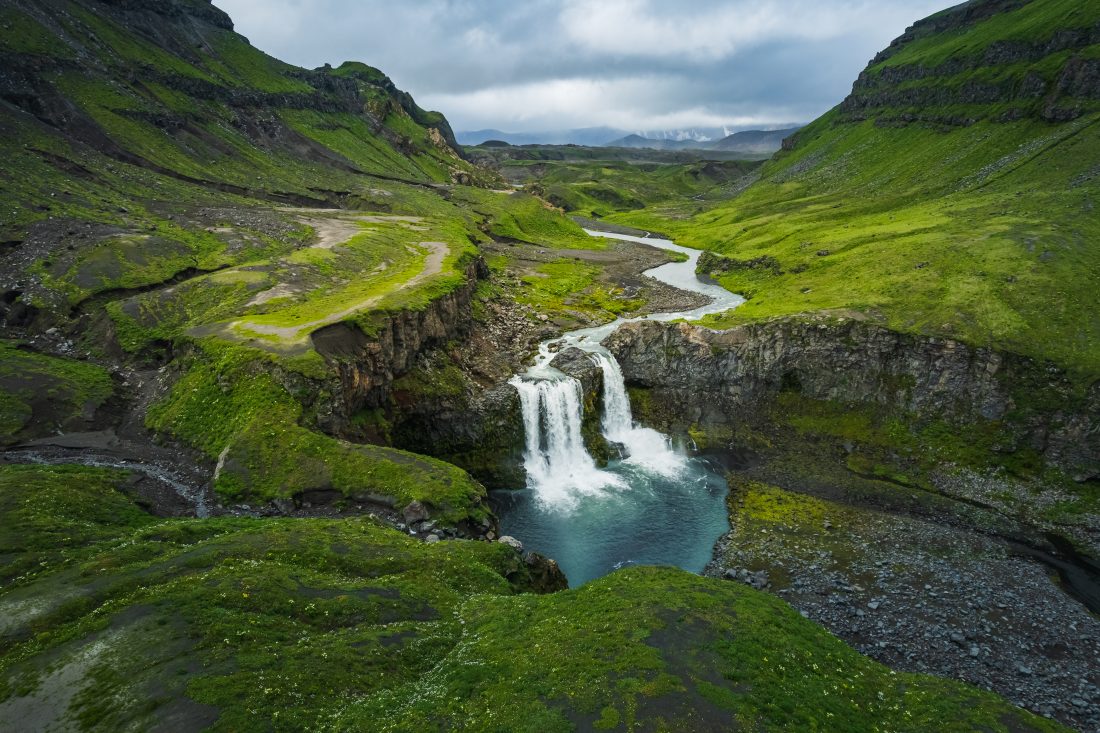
(510, 372), (625, 508)
(496, 228), (742, 586)
(590, 351), (687, 478)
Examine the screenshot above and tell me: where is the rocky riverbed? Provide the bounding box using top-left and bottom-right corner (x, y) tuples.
(706, 472), (1100, 732)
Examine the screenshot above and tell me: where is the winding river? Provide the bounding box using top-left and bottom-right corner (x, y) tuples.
(495, 230), (744, 586)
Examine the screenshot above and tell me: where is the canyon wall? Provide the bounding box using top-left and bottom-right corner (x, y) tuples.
(607, 315), (1099, 481)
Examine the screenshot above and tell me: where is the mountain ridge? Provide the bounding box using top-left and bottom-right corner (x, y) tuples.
(607, 126), (803, 154)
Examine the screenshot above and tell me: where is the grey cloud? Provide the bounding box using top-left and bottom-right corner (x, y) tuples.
(213, 0), (955, 133)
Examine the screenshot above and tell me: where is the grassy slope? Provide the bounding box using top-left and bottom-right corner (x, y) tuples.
(0, 0), (483, 307)
(473, 148), (763, 221)
(0, 464), (1066, 733)
(608, 0), (1100, 377)
(0, 340), (113, 444)
(0, 0), (626, 515)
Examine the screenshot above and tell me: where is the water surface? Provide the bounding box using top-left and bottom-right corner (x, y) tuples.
(497, 229), (743, 587)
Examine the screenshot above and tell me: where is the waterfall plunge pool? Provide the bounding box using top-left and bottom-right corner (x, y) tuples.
(494, 229), (744, 587)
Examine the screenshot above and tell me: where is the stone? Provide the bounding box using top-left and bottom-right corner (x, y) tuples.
(424, 534), (440, 544)
(402, 500), (430, 525)
(271, 497), (295, 514)
(498, 535), (524, 552)
(603, 318), (1098, 480)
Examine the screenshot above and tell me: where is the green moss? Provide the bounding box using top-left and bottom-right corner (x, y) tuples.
(0, 465), (1067, 732)
(0, 7), (68, 56)
(146, 341), (488, 524)
(515, 260), (642, 324)
(337, 566), (1065, 732)
(455, 190), (600, 249)
(392, 362), (468, 402)
(0, 464), (154, 586)
(0, 341), (114, 444)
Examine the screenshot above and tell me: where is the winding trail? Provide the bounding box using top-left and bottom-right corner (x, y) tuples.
(234, 239), (448, 342)
(189, 210), (450, 347)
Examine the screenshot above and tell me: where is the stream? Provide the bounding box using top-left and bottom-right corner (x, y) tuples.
(495, 230), (744, 586)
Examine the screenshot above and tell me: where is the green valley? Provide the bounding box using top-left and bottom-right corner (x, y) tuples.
(0, 0), (1097, 731)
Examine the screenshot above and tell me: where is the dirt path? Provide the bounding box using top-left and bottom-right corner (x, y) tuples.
(282, 210), (427, 250)
(235, 240), (448, 343)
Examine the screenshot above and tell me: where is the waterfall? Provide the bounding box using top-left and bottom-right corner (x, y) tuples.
(593, 351), (633, 441)
(590, 352), (687, 479)
(509, 372), (625, 508)
(510, 351), (687, 510)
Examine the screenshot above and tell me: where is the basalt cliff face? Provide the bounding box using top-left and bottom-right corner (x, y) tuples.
(607, 316), (1099, 481)
(311, 258), (489, 419)
(836, 0), (1100, 127)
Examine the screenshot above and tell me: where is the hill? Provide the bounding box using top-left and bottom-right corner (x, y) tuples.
(710, 126), (803, 153)
(0, 1), (1092, 731)
(609, 0), (1100, 378)
(456, 126), (628, 146)
(606, 127), (802, 154)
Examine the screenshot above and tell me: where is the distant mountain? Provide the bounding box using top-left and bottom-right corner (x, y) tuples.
(605, 134), (698, 151)
(456, 127), (627, 146)
(457, 125), (775, 147)
(710, 127), (803, 153)
(607, 127), (803, 154)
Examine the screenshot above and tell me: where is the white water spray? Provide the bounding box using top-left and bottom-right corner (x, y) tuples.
(509, 228), (743, 512)
(590, 351), (686, 478)
(510, 372), (625, 509)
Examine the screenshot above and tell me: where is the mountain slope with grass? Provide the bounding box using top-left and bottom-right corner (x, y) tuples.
(0, 463), (1068, 733)
(611, 0), (1100, 377)
(0, 1), (1093, 731)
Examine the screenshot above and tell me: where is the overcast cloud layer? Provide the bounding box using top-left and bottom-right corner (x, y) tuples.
(213, 0), (954, 135)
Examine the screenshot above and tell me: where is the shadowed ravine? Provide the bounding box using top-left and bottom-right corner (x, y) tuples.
(496, 230), (743, 586)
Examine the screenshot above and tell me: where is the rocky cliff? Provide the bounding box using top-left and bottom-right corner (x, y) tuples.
(835, 0), (1100, 127)
(311, 257), (489, 417)
(607, 315), (1099, 481)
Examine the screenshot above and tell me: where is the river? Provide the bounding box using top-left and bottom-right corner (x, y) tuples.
(495, 229), (744, 586)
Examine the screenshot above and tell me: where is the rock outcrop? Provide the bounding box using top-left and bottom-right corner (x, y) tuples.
(607, 316), (1099, 480)
(312, 257), (489, 416)
(835, 0), (1100, 126)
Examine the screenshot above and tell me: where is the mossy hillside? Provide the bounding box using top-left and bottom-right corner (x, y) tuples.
(452, 188), (600, 249)
(0, 340), (113, 444)
(1, 0), (490, 316)
(518, 158), (763, 219)
(144, 340), (489, 523)
(0, 465), (544, 732)
(873, 0), (1099, 71)
(601, 1), (1100, 375)
(0, 464), (1065, 733)
(0, 464), (154, 587)
(335, 565), (1063, 732)
(104, 182), (598, 358)
(7, 0), (474, 186)
(0, 117), (328, 318)
(612, 111), (1100, 376)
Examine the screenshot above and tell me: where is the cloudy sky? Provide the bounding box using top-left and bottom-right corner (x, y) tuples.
(214, 0), (954, 135)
